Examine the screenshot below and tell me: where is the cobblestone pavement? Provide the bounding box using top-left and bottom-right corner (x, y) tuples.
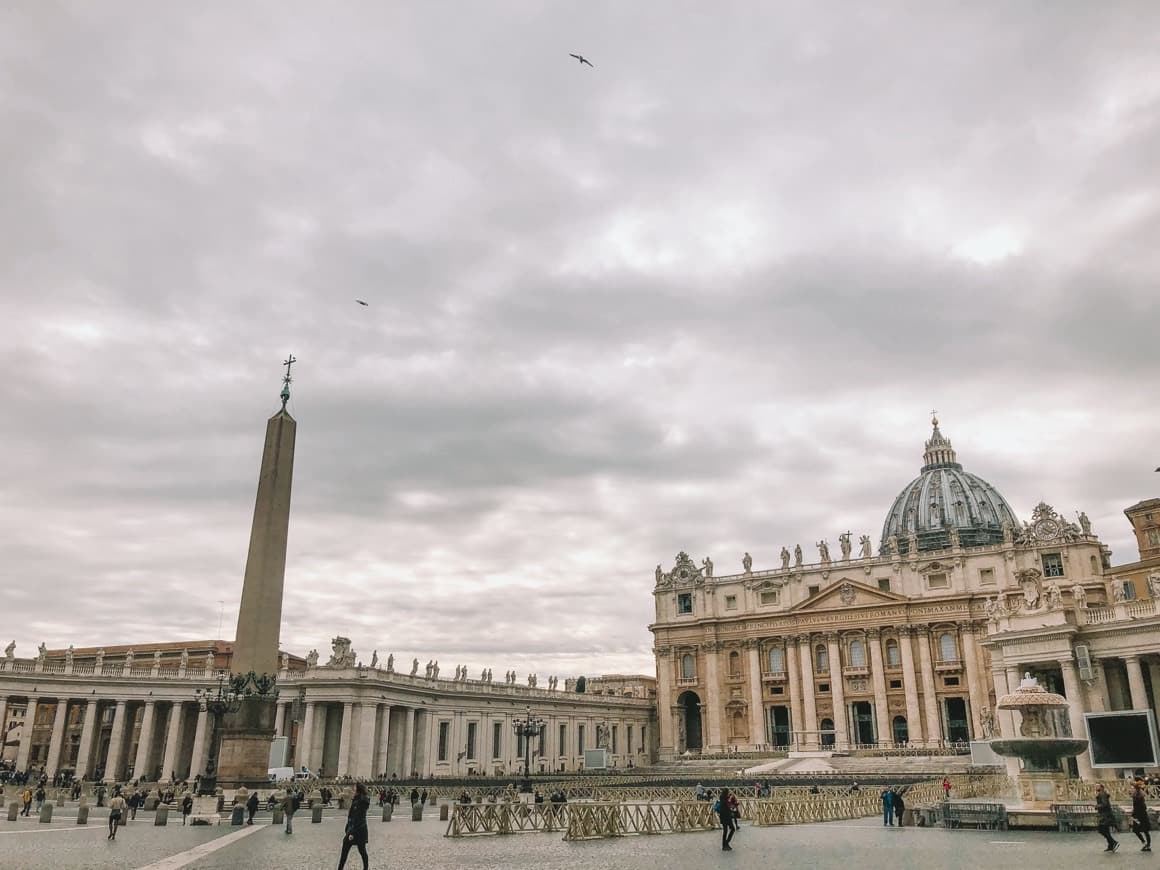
(0, 807), (1130, 870)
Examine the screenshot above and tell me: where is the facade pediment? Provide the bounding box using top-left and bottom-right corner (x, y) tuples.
(788, 578), (908, 613)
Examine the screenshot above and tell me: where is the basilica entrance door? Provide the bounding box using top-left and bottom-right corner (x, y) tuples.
(852, 701), (875, 745)
(944, 698), (970, 743)
(769, 706), (791, 747)
(677, 691), (703, 751)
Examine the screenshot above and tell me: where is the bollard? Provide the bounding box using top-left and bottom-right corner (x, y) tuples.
(272, 807), (284, 825)
(311, 805), (323, 824)
(382, 803), (393, 822)
(7, 802), (18, 822)
(411, 803), (423, 821)
(77, 805), (89, 825)
(439, 804), (449, 822)
(40, 804), (54, 824)
(155, 805), (168, 826)
(230, 805), (244, 826)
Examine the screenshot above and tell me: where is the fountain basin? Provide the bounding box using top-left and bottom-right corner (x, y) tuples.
(990, 738), (1088, 771)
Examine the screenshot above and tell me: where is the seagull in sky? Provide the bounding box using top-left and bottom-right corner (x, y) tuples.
(569, 53), (594, 67)
(355, 299), (369, 306)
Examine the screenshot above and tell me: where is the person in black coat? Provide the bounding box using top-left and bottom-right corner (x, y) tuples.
(337, 782), (371, 870)
(246, 790), (259, 825)
(716, 787), (737, 851)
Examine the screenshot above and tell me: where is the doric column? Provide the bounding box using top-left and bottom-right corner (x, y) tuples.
(355, 702), (377, 778)
(402, 707), (416, 777)
(786, 637), (804, 749)
(274, 702), (286, 737)
(1125, 656), (1149, 709)
(160, 702), (186, 782)
(0, 698), (7, 747)
(916, 627), (942, 745)
(826, 634), (850, 748)
(898, 627), (923, 743)
(798, 636), (818, 749)
(1059, 660), (1095, 780)
(376, 704), (391, 777)
(44, 700), (70, 778)
(74, 699), (99, 781)
(703, 642), (723, 750)
(15, 699), (38, 771)
(867, 629), (891, 744)
(295, 702), (315, 770)
(188, 706), (210, 777)
(337, 701), (354, 776)
(960, 624), (985, 738)
(655, 648), (674, 754)
(104, 700), (129, 782)
(133, 700), (158, 781)
(746, 641), (765, 747)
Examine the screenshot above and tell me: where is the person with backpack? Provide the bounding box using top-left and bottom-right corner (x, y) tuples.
(245, 789), (259, 825)
(715, 787), (737, 851)
(336, 782), (371, 870)
(280, 787), (299, 834)
(108, 793), (126, 840)
(181, 793), (193, 825)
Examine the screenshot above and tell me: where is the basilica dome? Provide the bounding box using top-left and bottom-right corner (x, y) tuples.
(880, 418), (1020, 555)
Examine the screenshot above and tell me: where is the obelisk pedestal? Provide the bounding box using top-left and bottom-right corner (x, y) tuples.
(217, 381), (297, 790)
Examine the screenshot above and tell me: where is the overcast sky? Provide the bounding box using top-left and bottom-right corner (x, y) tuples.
(2, 2), (1157, 680)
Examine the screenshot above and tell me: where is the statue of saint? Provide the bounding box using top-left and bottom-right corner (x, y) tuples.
(1021, 573), (1041, 609)
(838, 532), (852, 561)
(281, 651), (289, 671)
(886, 535), (899, 556)
(306, 649), (319, 668)
(702, 556), (713, 578)
(4, 640), (15, 659)
(1147, 573), (1160, 600)
(386, 653), (395, 673)
(1001, 520), (1014, 545)
(36, 642), (47, 661)
(371, 650), (379, 669)
(780, 547), (791, 570)
(655, 564), (664, 584)
(65, 645), (74, 666)
(124, 648), (135, 667)
(980, 706), (996, 739)
(793, 545), (803, 568)
(1071, 583), (1088, 609)
(948, 526), (960, 548)
(1045, 581), (1062, 610)
(1078, 511), (1092, 536)
(817, 540), (831, 564)
(859, 535), (873, 559)
(180, 648), (189, 668)
(907, 531), (918, 555)
(742, 552), (753, 573)
(411, 657), (419, 675)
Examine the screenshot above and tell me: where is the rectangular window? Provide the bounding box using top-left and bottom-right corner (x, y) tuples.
(979, 568), (996, 585)
(944, 676), (960, 687)
(770, 686), (784, 695)
(517, 732), (525, 758)
(538, 729), (546, 757)
(877, 578), (891, 592)
(627, 725), (633, 754)
(1148, 528), (1160, 546)
(641, 726), (647, 753)
(768, 647), (785, 674)
(612, 726), (618, 754)
(677, 593), (693, 614)
(492, 722), (503, 758)
(889, 679), (903, 689)
(759, 590), (779, 605)
(559, 723), (567, 756)
(466, 722), (477, 760)
(578, 724), (585, 755)
(1123, 580), (1137, 601)
(1041, 553), (1064, 578)
(807, 585), (820, 597)
(927, 572), (948, 589)
(438, 721), (450, 762)
(818, 683), (830, 693)
(725, 595), (737, 610)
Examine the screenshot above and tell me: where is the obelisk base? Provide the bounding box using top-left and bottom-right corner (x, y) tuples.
(217, 699), (278, 790)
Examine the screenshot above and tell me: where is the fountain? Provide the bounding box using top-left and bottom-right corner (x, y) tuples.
(990, 673), (1088, 813)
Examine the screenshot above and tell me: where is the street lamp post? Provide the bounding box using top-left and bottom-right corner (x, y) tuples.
(511, 706), (545, 794)
(194, 674), (241, 797)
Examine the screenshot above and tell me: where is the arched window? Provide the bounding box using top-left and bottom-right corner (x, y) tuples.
(849, 639), (866, 667)
(938, 632), (957, 662)
(885, 639), (901, 668)
(820, 718), (835, 746)
(768, 646), (785, 674)
(1090, 555), (1098, 574)
(728, 650), (741, 676)
(815, 645), (829, 673)
(681, 654), (696, 680)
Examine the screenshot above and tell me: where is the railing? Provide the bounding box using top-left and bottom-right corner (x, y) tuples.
(675, 676), (697, 687)
(563, 801), (716, 840)
(842, 665), (869, 677)
(445, 801), (572, 836)
(761, 670), (788, 681)
(1126, 599), (1157, 618)
(1083, 605), (1120, 625)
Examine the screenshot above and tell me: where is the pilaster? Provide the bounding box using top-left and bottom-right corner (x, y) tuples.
(867, 628), (891, 744)
(916, 626), (942, 745)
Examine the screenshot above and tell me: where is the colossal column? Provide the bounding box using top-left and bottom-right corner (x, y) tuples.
(15, 699), (38, 772)
(295, 702), (315, 770)
(746, 641), (765, 747)
(916, 627), (942, 745)
(274, 703), (285, 737)
(74, 699), (100, 781)
(799, 637), (818, 749)
(337, 702), (354, 777)
(44, 700), (70, 778)
(376, 704), (391, 777)
(133, 700), (158, 781)
(355, 702), (377, 778)
(1059, 660), (1095, 780)
(402, 708), (416, 777)
(786, 637), (804, 749)
(826, 634), (850, 747)
(218, 360), (298, 788)
(1125, 656), (1149, 709)
(960, 624), (986, 737)
(898, 627), (923, 743)
(160, 703), (186, 783)
(188, 706), (210, 777)
(867, 629), (891, 744)
(103, 700), (129, 782)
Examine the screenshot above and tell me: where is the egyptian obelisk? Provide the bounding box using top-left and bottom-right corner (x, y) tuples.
(217, 357), (297, 788)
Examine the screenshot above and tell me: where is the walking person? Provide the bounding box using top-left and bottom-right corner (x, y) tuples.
(893, 788), (906, 828)
(246, 789), (259, 825)
(20, 787), (32, 816)
(1131, 780), (1151, 852)
(181, 793), (193, 825)
(1095, 783), (1120, 853)
(336, 782), (371, 870)
(881, 786), (894, 826)
(716, 787), (737, 851)
(280, 788), (298, 834)
(108, 793), (127, 840)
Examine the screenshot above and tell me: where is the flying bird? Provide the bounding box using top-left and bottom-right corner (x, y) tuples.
(569, 53), (594, 67)
(355, 299), (369, 306)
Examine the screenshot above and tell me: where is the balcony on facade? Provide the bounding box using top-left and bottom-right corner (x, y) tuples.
(934, 657), (962, 673)
(842, 665), (870, 677)
(761, 669), (788, 683)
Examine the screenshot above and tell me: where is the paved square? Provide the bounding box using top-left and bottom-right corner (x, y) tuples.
(0, 805), (1128, 870)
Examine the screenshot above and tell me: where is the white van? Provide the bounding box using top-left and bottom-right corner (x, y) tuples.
(268, 767), (295, 782)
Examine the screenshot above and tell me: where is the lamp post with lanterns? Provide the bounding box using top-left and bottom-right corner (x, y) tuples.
(511, 706), (545, 793)
(194, 673), (241, 796)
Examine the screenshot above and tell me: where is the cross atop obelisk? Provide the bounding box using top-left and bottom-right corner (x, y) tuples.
(232, 359), (298, 677)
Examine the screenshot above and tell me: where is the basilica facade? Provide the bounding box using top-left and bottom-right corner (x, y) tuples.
(650, 418), (1159, 773)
